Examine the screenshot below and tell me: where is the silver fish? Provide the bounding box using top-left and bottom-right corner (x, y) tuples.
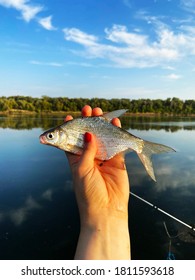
(39, 109), (175, 181)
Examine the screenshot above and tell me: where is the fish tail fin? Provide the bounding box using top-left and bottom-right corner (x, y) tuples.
(137, 141), (175, 182)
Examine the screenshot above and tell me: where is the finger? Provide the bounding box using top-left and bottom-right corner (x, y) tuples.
(64, 115), (73, 122)
(111, 117), (121, 128)
(82, 105), (92, 117)
(78, 132), (97, 173)
(92, 107), (103, 116)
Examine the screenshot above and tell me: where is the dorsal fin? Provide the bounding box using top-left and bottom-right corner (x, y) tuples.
(103, 109), (128, 121)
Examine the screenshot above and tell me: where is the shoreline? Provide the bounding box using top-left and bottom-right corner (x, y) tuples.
(0, 109), (195, 117)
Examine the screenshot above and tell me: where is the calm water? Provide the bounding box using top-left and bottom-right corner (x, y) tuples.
(0, 114), (195, 260)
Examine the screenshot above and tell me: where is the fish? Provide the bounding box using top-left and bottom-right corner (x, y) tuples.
(39, 109), (175, 181)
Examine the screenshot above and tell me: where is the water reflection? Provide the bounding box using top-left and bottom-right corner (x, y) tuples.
(0, 115), (195, 260)
(0, 114), (79, 130)
(1, 114), (195, 131)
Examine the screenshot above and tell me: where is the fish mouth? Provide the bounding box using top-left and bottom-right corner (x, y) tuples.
(39, 135), (47, 144)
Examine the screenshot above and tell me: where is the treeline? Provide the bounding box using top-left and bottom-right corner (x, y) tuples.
(0, 96), (195, 115)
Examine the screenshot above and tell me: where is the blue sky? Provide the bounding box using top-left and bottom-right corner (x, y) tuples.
(0, 0), (195, 100)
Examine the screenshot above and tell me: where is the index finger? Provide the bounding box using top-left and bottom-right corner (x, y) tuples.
(92, 107), (103, 116)
(82, 105), (92, 117)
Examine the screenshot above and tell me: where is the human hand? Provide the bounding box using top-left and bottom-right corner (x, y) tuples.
(65, 105), (130, 226)
(65, 105), (130, 259)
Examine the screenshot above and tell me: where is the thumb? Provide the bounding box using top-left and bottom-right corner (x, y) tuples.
(79, 132), (97, 168)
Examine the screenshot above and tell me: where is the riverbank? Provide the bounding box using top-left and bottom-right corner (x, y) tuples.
(1, 109), (195, 117)
(0, 109), (77, 116)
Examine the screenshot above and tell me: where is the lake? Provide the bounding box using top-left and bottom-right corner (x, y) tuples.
(0, 114), (195, 260)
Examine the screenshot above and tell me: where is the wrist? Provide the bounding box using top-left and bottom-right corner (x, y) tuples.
(80, 208), (128, 229)
(75, 211), (130, 260)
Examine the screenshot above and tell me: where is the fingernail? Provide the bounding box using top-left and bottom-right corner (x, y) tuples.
(84, 132), (92, 143)
(64, 115), (73, 122)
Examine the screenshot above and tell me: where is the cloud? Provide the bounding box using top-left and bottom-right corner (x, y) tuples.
(42, 189), (53, 201)
(163, 66), (175, 70)
(0, 184), (73, 226)
(127, 154), (195, 195)
(0, 0), (43, 22)
(63, 28), (98, 47)
(180, 25), (195, 34)
(67, 61), (97, 68)
(0, 0), (56, 30)
(63, 25), (179, 68)
(38, 15), (56, 31)
(21, 3), (42, 22)
(105, 24), (147, 46)
(180, 0), (195, 13)
(30, 60), (63, 67)
(63, 23), (195, 68)
(10, 196), (41, 226)
(0, 189), (54, 226)
(165, 73), (182, 80)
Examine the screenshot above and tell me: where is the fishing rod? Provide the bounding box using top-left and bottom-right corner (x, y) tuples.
(130, 191), (195, 232)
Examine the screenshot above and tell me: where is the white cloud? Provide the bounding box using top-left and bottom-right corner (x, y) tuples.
(10, 196), (41, 226)
(163, 65), (175, 70)
(63, 23), (195, 68)
(63, 25), (178, 67)
(181, 0), (195, 13)
(0, 184), (74, 226)
(67, 61), (96, 67)
(42, 189), (53, 201)
(105, 24), (147, 46)
(38, 15), (56, 31)
(63, 28), (98, 47)
(0, 0), (43, 22)
(0, 0), (56, 30)
(180, 25), (195, 34)
(30, 60), (63, 67)
(165, 73), (182, 80)
(21, 3), (42, 22)
(0, 0), (26, 8)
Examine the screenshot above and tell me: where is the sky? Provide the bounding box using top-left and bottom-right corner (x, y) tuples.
(0, 0), (195, 100)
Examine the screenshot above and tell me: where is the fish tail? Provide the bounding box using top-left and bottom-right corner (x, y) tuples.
(137, 141), (175, 181)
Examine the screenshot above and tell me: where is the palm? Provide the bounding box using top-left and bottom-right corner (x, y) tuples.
(67, 152), (129, 215)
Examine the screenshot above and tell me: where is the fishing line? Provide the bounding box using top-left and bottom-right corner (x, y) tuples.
(163, 222), (176, 260)
(130, 191), (195, 232)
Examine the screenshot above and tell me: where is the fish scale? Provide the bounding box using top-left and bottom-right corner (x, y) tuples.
(39, 110), (175, 181)
(62, 117), (143, 160)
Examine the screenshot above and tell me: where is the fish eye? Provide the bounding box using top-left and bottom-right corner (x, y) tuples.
(47, 132), (55, 140)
